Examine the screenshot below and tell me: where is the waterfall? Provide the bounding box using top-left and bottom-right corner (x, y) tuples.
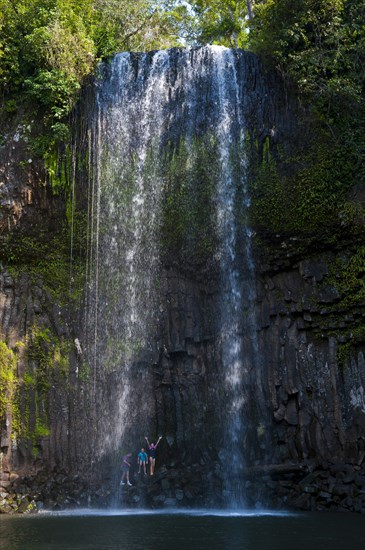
(211, 47), (262, 508)
(213, 48), (247, 508)
(85, 46), (264, 506)
(86, 52), (172, 465)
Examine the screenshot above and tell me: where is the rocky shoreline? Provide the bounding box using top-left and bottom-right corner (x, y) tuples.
(1, 460), (364, 515)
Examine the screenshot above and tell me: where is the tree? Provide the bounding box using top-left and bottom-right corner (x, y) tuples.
(178, 0), (250, 47)
(0, 0), (179, 154)
(248, 0), (365, 227)
(249, 0), (364, 106)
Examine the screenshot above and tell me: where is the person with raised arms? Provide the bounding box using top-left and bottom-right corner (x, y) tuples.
(145, 436), (162, 476)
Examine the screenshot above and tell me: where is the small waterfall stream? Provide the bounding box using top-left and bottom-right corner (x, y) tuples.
(213, 47), (247, 508)
(212, 47), (262, 508)
(85, 46), (264, 507)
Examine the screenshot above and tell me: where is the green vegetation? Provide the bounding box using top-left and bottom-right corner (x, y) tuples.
(34, 419), (51, 437)
(319, 247), (365, 364)
(1, 227), (85, 304)
(27, 325), (71, 390)
(0, 0), (180, 156)
(250, 1), (364, 110)
(249, 132), (358, 236)
(246, 0), (364, 236)
(16, 324), (72, 444)
(168, 0), (250, 46)
(328, 247), (365, 309)
(161, 136), (218, 264)
(0, 341), (17, 423)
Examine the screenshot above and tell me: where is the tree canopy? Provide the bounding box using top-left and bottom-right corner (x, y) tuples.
(0, 0), (179, 152)
(0, 0), (364, 174)
(249, 0), (365, 182)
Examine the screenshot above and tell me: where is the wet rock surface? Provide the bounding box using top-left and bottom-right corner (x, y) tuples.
(254, 247), (365, 470)
(1, 460), (365, 514)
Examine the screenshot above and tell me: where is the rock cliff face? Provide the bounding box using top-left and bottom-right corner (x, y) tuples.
(257, 254), (365, 466)
(1, 48), (365, 514)
(253, 246), (365, 512)
(0, 122), (63, 234)
(0, 125), (88, 510)
(146, 248), (365, 512)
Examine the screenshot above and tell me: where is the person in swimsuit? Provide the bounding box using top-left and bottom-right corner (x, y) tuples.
(145, 436), (162, 476)
(137, 448), (148, 475)
(120, 453), (132, 486)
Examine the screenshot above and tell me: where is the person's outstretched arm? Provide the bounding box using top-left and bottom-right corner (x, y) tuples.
(155, 436), (162, 448)
(145, 436), (150, 448)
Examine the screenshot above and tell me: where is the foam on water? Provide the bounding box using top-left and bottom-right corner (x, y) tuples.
(39, 507), (296, 518)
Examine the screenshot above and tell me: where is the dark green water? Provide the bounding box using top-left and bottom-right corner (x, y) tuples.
(0, 509), (364, 550)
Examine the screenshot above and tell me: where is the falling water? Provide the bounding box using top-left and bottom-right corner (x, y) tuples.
(85, 47), (263, 505)
(210, 47), (262, 508)
(86, 51), (173, 466)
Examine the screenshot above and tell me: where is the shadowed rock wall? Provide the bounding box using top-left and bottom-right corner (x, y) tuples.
(257, 257), (365, 466)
